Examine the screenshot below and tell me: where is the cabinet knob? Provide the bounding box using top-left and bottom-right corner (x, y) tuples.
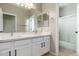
(43, 42), (45, 47)
(41, 43), (43, 48)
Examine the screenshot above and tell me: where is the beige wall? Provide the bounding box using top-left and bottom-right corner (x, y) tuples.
(42, 3), (59, 55)
(0, 3), (30, 32)
(29, 3), (42, 16)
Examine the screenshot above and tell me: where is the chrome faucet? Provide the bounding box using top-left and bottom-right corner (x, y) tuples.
(33, 29), (38, 33)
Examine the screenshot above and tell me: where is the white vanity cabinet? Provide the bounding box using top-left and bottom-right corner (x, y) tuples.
(42, 36), (50, 54)
(32, 36), (50, 56)
(32, 38), (44, 56)
(0, 42), (12, 56)
(14, 39), (32, 56)
(0, 35), (50, 56)
(31, 42), (42, 56)
(15, 46), (31, 56)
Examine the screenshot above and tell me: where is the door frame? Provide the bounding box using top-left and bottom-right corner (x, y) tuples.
(55, 3), (59, 56)
(77, 3), (79, 56)
(3, 12), (17, 32)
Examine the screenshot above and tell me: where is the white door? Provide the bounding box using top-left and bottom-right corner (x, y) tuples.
(15, 46), (31, 56)
(0, 42), (12, 56)
(0, 8), (3, 31)
(59, 15), (77, 50)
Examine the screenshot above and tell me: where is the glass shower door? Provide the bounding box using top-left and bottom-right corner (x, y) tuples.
(59, 15), (77, 45)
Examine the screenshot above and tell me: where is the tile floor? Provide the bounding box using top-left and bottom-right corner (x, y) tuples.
(44, 47), (76, 56)
(59, 47), (76, 56)
(43, 52), (54, 56)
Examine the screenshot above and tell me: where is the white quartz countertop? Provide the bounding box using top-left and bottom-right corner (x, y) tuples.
(0, 32), (51, 42)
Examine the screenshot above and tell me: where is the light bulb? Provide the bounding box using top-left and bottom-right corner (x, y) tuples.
(15, 3), (35, 9)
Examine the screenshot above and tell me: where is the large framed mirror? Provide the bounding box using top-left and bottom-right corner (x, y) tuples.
(0, 3), (32, 34)
(0, 3), (49, 35)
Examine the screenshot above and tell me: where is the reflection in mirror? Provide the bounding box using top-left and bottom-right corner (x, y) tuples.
(0, 3), (32, 33)
(37, 12), (49, 28)
(26, 16), (36, 32)
(0, 3), (49, 34)
(3, 14), (16, 33)
(43, 13), (49, 27)
(37, 15), (43, 27)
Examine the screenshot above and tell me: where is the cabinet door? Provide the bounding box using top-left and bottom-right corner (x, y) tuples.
(0, 8), (3, 31)
(0, 50), (11, 56)
(0, 42), (12, 56)
(42, 36), (50, 54)
(32, 42), (43, 56)
(15, 45), (31, 56)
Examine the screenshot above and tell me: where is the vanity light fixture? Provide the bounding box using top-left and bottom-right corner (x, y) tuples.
(16, 3), (35, 9)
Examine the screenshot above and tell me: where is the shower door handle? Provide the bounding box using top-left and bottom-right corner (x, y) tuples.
(75, 31), (78, 34)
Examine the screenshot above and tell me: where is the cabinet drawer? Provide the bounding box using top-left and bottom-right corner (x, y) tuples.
(15, 39), (31, 46)
(32, 37), (43, 43)
(0, 42), (11, 50)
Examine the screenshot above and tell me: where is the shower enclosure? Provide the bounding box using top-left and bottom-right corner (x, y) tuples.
(59, 3), (77, 51)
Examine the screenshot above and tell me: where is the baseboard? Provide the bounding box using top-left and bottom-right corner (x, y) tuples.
(59, 41), (76, 51)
